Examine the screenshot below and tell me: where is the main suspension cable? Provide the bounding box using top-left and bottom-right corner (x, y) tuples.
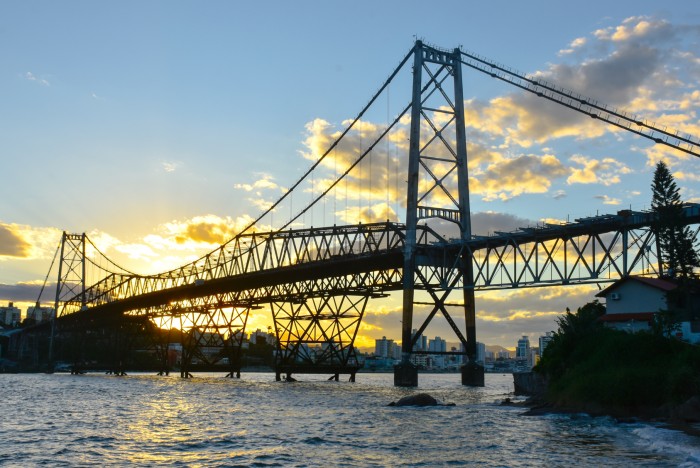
(233, 44), (417, 240)
(459, 49), (700, 158)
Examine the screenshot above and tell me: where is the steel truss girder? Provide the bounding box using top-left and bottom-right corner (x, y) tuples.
(129, 293), (251, 375)
(465, 227), (662, 290)
(63, 222), (432, 315)
(271, 293), (369, 369)
(57, 205), (700, 318)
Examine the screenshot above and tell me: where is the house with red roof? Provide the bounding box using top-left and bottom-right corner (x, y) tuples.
(595, 276), (700, 344)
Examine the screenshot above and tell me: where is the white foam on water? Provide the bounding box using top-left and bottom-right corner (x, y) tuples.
(631, 424), (700, 466)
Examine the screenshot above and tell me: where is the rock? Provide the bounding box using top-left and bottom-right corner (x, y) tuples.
(672, 396), (700, 422)
(388, 393), (454, 407)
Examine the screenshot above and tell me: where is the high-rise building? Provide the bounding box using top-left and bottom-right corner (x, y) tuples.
(516, 335), (530, 359)
(539, 332), (554, 356)
(411, 328), (427, 351)
(476, 342), (486, 364)
(428, 336), (446, 353)
(0, 302), (21, 327)
(375, 336), (393, 358)
(390, 342), (402, 361)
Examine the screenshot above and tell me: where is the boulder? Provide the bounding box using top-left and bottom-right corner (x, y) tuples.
(388, 393), (454, 407)
(672, 396), (700, 422)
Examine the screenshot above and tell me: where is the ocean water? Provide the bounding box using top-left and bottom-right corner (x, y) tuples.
(1, 372), (699, 467)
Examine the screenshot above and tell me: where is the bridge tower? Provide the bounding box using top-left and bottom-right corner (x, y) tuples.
(395, 41), (483, 386)
(49, 232), (87, 369)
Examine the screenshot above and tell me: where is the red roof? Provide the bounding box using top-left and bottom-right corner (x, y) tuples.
(598, 312), (656, 322)
(596, 276), (677, 297)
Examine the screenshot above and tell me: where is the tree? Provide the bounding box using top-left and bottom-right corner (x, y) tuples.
(651, 161), (699, 278)
(536, 301), (606, 377)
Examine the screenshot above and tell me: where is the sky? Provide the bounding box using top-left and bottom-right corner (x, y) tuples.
(1, 1), (700, 350)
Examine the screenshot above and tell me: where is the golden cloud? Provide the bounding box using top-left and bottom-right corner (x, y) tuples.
(0, 223), (62, 261)
(567, 155), (631, 186)
(469, 153), (568, 201)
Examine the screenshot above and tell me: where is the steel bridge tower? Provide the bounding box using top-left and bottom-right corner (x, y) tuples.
(395, 41), (483, 386)
(48, 232), (87, 369)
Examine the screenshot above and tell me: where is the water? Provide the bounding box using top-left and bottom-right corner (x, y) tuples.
(1, 373), (699, 467)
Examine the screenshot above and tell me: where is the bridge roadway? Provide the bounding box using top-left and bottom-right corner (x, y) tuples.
(59, 203), (700, 322)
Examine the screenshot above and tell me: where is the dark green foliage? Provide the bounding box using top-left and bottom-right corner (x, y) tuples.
(536, 301), (605, 378)
(651, 161), (700, 278)
(651, 308), (681, 338)
(536, 301), (700, 411)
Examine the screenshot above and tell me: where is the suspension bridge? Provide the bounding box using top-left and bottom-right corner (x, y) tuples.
(9, 41), (700, 386)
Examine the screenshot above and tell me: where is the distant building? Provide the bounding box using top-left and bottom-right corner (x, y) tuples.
(390, 342), (401, 361)
(0, 303), (21, 327)
(539, 332), (553, 356)
(475, 342), (486, 365)
(26, 304), (55, 324)
(428, 336), (446, 353)
(530, 348), (539, 368)
(596, 276), (700, 343)
(410, 353), (428, 368)
(375, 336), (393, 358)
(411, 328), (427, 351)
(249, 328), (276, 346)
(497, 350), (510, 360)
(516, 335), (530, 360)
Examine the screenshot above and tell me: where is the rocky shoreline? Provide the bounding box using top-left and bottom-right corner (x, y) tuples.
(512, 371), (700, 437)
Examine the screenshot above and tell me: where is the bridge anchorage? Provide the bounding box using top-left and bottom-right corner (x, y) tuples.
(23, 40), (699, 386)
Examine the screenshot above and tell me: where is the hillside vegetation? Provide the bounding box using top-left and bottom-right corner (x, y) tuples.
(535, 301), (700, 416)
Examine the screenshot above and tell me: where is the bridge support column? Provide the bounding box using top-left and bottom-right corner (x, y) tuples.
(461, 362), (484, 387)
(394, 362), (418, 387)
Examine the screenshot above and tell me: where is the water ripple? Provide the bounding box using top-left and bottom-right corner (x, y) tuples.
(0, 373), (697, 466)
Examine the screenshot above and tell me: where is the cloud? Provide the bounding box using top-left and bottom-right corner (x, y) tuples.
(138, 214), (258, 262)
(0, 224), (32, 258)
(162, 161), (183, 173)
(470, 153), (569, 201)
(470, 211), (535, 236)
(465, 16), (700, 163)
(552, 190), (567, 200)
(234, 174), (281, 192)
(674, 171), (700, 182)
(0, 281), (51, 303)
(567, 155), (631, 185)
(0, 223), (62, 261)
(24, 71), (50, 86)
(594, 195), (621, 205)
(558, 37), (587, 56)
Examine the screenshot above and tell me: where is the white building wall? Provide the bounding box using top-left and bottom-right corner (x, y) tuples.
(605, 282), (667, 314)
(606, 321), (654, 334)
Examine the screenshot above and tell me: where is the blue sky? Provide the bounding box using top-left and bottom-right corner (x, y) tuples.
(1, 1), (699, 348)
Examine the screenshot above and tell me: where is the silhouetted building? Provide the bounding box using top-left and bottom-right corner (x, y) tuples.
(539, 332), (553, 355)
(0, 303), (21, 327)
(25, 304), (55, 324)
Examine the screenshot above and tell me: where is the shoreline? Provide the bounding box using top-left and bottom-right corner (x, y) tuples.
(509, 372), (700, 439)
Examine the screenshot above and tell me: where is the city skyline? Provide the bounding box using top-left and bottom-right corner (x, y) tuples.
(2, 2), (700, 348)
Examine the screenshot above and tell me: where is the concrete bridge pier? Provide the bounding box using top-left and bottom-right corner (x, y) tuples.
(394, 362), (418, 387)
(461, 362), (485, 386)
